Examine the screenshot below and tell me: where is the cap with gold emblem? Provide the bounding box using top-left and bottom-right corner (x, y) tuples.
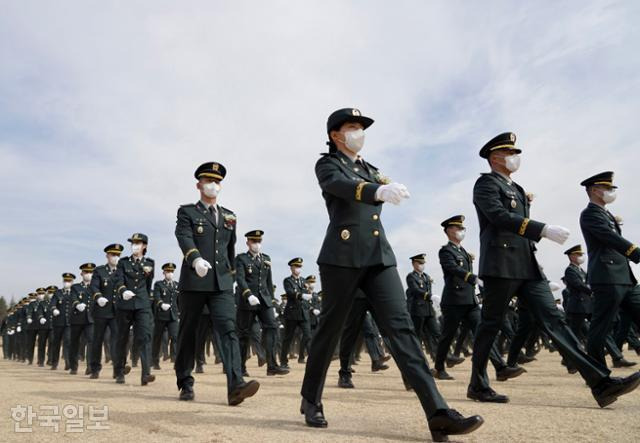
(36, 287), (46, 294)
(194, 162), (227, 182)
(305, 275), (317, 283)
(79, 263), (96, 272)
(162, 263), (177, 272)
(245, 230), (264, 241)
(564, 245), (584, 255)
(128, 233), (148, 244)
(62, 273), (76, 281)
(104, 243), (125, 255)
(441, 215), (466, 229)
(410, 254), (426, 263)
(580, 171), (617, 189)
(29, 292), (37, 299)
(288, 257), (303, 267)
(479, 132), (520, 159)
(46, 285), (58, 293)
(326, 108), (374, 134)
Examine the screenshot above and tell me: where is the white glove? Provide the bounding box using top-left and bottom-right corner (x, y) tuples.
(122, 290), (135, 301)
(76, 303), (86, 312)
(279, 324), (284, 329)
(7, 330), (14, 336)
(247, 295), (260, 306)
(161, 303), (171, 311)
(274, 311), (279, 318)
(53, 309), (60, 316)
(16, 326), (22, 332)
(27, 318), (33, 324)
(375, 183), (411, 205)
(548, 281), (562, 292)
(302, 293), (312, 301)
(193, 258), (212, 277)
(39, 318), (46, 325)
(542, 225), (570, 245)
(477, 278), (484, 288)
(274, 294), (282, 305)
(97, 297), (108, 307)
(313, 309), (320, 316)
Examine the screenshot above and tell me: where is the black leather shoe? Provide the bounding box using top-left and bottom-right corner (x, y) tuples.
(153, 364), (161, 370)
(38, 363), (44, 367)
(89, 372), (99, 379)
(298, 358), (305, 364)
(371, 360), (389, 372)
(228, 380), (260, 406)
(613, 358), (637, 368)
(592, 372), (640, 408)
(141, 374), (156, 386)
(381, 354), (391, 362)
(258, 357), (267, 367)
(50, 365), (57, 370)
(300, 398), (328, 428)
(467, 387), (509, 403)
(69, 369), (78, 375)
(338, 374), (355, 389)
(85, 367), (91, 375)
(517, 353), (537, 364)
(242, 370), (250, 377)
(567, 367), (578, 374)
(433, 369), (454, 380)
(64, 363), (70, 370)
(115, 375), (125, 384)
(281, 363), (290, 370)
(267, 366), (289, 376)
(496, 365), (526, 381)
(195, 364), (204, 374)
(123, 365), (131, 375)
(446, 355), (465, 368)
(428, 408), (484, 442)
(179, 385), (194, 401)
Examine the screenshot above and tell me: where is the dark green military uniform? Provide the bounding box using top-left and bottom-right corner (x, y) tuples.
(89, 244), (123, 377)
(469, 133), (612, 404)
(151, 263), (179, 368)
(69, 263), (96, 374)
(281, 258), (312, 367)
(32, 289), (52, 366)
(405, 257), (441, 360)
(49, 273), (74, 370)
(579, 172), (640, 368)
(563, 245), (593, 343)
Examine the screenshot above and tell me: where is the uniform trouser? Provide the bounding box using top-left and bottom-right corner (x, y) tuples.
(152, 319), (178, 366)
(454, 320), (472, 356)
(302, 265), (448, 419)
(237, 307), (278, 371)
(615, 309), (640, 351)
(281, 318), (311, 365)
(91, 317), (117, 374)
(175, 290), (244, 393)
(195, 314), (212, 365)
(470, 277), (610, 391)
(114, 309), (152, 378)
(35, 329), (50, 365)
(411, 315), (440, 360)
(566, 313), (590, 344)
(50, 326), (70, 367)
(363, 312), (385, 361)
(251, 318), (267, 362)
(69, 323), (93, 371)
(339, 298), (385, 376)
(507, 305), (535, 366)
(588, 284), (640, 368)
(26, 329), (38, 363)
(435, 305), (505, 372)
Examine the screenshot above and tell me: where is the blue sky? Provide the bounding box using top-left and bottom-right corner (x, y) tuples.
(1, 1), (639, 302)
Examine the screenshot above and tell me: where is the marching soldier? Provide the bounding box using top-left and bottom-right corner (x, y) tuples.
(300, 108), (482, 441)
(89, 244), (123, 378)
(152, 263), (180, 370)
(280, 258), (312, 369)
(113, 233), (155, 385)
(235, 230), (289, 376)
(25, 291), (41, 365)
(563, 245), (593, 344)
(468, 133), (639, 408)
(580, 172), (640, 372)
(433, 216), (521, 381)
(32, 288), (52, 367)
(49, 273), (74, 370)
(69, 263), (96, 375)
(174, 162), (259, 404)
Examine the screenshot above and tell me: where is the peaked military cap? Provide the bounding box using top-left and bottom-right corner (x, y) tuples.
(441, 215), (466, 228)
(327, 108), (374, 134)
(162, 263), (177, 271)
(36, 287), (46, 294)
(62, 273), (76, 281)
(245, 230), (264, 240)
(46, 285), (58, 293)
(79, 263), (96, 272)
(410, 253), (427, 263)
(288, 257), (304, 267)
(194, 162), (227, 181)
(564, 244), (584, 255)
(580, 171), (617, 188)
(479, 132), (520, 158)
(128, 233), (148, 244)
(305, 275), (317, 283)
(104, 243), (124, 255)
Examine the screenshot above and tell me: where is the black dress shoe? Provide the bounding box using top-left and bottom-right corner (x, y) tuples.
(613, 358), (637, 368)
(517, 353), (537, 364)
(85, 367), (91, 375)
(242, 370), (250, 377)
(446, 355), (465, 368)
(124, 365), (131, 375)
(338, 374), (355, 389)
(69, 369), (78, 375)
(38, 363), (44, 367)
(195, 364), (204, 374)
(228, 380), (260, 406)
(116, 375), (125, 384)
(132, 362), (138, 368)
(64, 364), (70, 371)
(298, 358), (305, 364)
(467, 387), (509, 403)
(50, 365), (57, 370)
(179, 385), (194, 401)
(141, 374), (156, 386)
(381, 354), (391, 362)
(428, 408), (484, 442)
(567, 367), (578, 374)
(89, 372), (99, 379)
(153, 364), (161, 370)
(496, 365), (526, 381)
(267, 366), (289, 376)
(371, 360), (389, 372)
(300, 398), (328, 428)
(592, 372), (640, 408)
(281, 363), (290, 370)
(433, 369), (454, 380)
(258, 357), (267, 367)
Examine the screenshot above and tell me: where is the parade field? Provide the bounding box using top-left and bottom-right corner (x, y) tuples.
(1, 350), (638, 442)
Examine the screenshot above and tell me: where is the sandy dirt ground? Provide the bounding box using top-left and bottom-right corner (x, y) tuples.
(1, 349), (639, 442)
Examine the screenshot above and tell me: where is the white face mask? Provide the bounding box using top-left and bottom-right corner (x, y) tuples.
(292, 267), (301, 276)
(601, 189), (617, 204)
(82, 273), (93, 283)
(343, 129), (365, 153)
(249, 243), (262, 254)
(308, 283), (315, 291)
(107, 255), (119, 266)
(454, 230), (466, 242)
(63, 281), (72, 289)
(131, 244), (143, 255)
(576, 255), (585, 265)
(504, 154), (521, 172)
(416, 263), (425, 272)
(37, 294), (44, 301)
(165, 272), (174, 281)
(202, 182), (221, 198)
